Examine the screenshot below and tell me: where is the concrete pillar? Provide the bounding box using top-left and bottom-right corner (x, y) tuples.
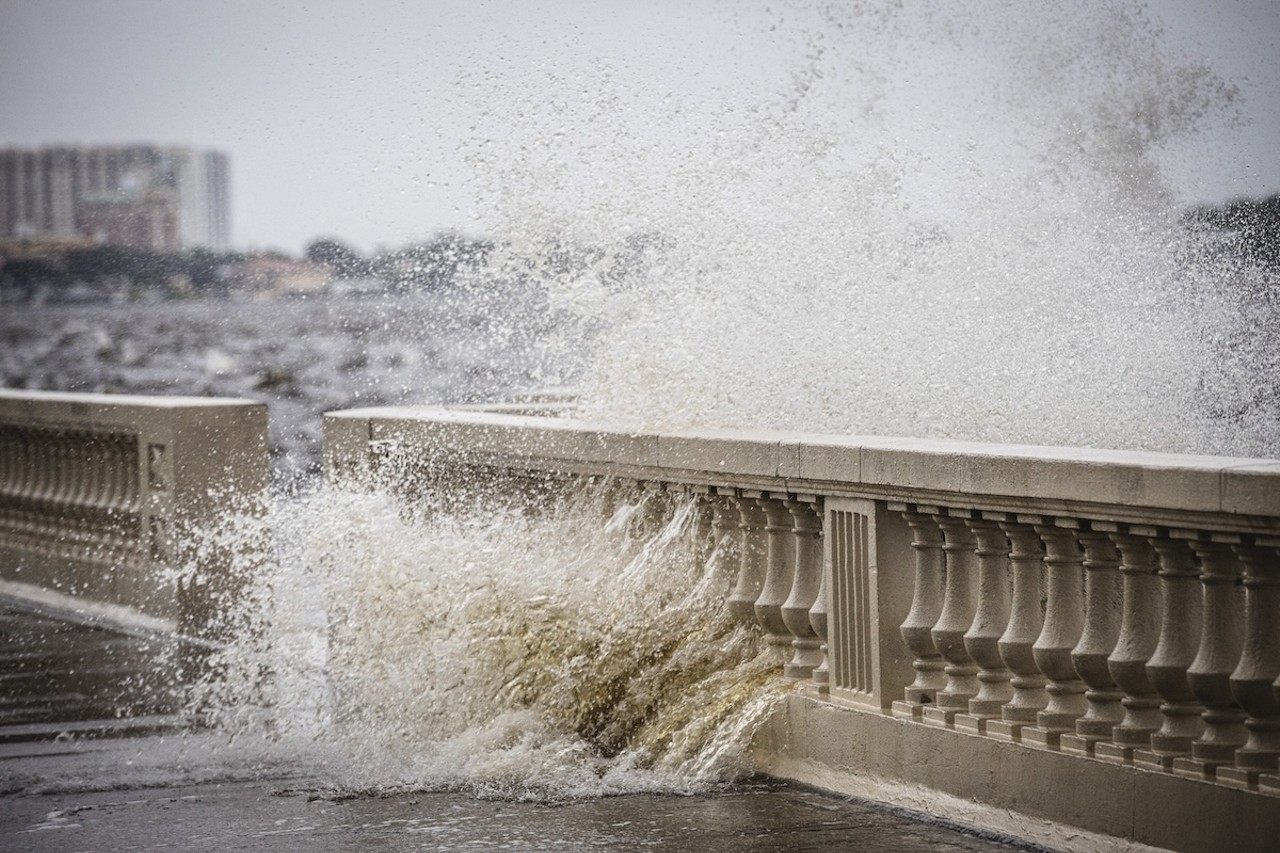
(1175, 536), (1247, 780)
(1095, 529), (1163, 765)
(891, 506), (946, 719)
(708, 489), (742, 580)
(987, 520), (1049, 743)
(808, 502), (832, 694)
(954, 513), (1013, 735)
(1023, 522), (1087, 750)
(922, 511), (980, 728)
(780, 496), (823, 679)
(726, 489), (767, 624)
(754, 494), (798, 666)
(1218, 542), (1280, 789)
(1134, 535), (1205, 771)
(1062, 529), (1124, 757)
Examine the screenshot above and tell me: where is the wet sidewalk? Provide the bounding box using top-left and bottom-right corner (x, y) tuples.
(0, 597), (1044, 852)
(1, 740), (1041, 852)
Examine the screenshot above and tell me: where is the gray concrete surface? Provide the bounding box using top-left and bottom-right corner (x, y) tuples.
(0, 600), (1040, 852)
(1, 749), (1040, 852)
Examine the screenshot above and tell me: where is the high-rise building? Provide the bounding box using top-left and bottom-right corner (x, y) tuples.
(0, 145), (230, 250)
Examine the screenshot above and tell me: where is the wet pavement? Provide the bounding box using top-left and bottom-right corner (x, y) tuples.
(0, 596), (188, 734)
(0, 597), (1043, 852)
(1, 749), (1040, 853)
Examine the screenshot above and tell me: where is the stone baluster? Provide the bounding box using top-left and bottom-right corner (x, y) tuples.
(66, 433), (91, 556)
(754, 494), (799, 665)
(52, 432), (71, 509)
(891, 505), (947, 720)
(51, 431), (68, 512)
(640, 483), (672, 537)
(0, 427), (12, 500)
(15, 438), (37, 544)
(781, 497), (824, 679)
(726, 489), (768, 624)
(0, 429), (15, 536)
(1095, 528), (1163, 765)
(32, 434), (56, 543)
(809, 549), (832, 694)
(922, 510), (980, 728)
(82, 433), (107, 544)
(31, 432), (53, 520)
(686, 485), (716, 567)
(1217, 542), (1280, 790)
(988, 520), (1049, 743)
(1061, 528), (1124, 757)
(1023, 521), (1087, 750)
(955, 513), (1013, 735)
(1134, 535), (1205, 771)
(707, 491), (741, 574)
(102, 435), (130, 557)
(1172, 535), (1247, 780)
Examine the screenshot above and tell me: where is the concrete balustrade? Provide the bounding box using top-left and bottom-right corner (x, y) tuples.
(780, 496), (823, 679)
(1179, 536), (1248, 778)
(953, 514), (1013, 735)
(922, 511), (981, 728)
(890, 506), (946, 715)
(1221, 541), (1280, 789)
(324, 405), (1280, 853)
(726, 490), (767, 623)
(985, 520), (1048, 742)
(1095, 529), (1163, 763)
(1137, 536), (1207, 770)
(0, 389), (268, 638)
(1060, 528), (1124, 757)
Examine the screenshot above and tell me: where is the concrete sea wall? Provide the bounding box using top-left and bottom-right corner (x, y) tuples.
(325, 404), (1280, 853)
(0, 389), (268, 637)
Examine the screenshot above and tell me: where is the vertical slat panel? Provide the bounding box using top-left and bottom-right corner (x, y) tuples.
(827, 498), (878, 706)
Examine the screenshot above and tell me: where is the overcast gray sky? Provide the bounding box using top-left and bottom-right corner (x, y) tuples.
(2, 0), (1277, 254)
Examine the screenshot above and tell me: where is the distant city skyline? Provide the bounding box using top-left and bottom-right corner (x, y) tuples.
(2, 0), (1277, 255)
(0, 144), (229, 251)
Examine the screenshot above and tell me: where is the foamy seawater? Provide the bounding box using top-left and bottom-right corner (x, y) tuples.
(161, 478), (786, 801)
(462, 1), (1278, 458)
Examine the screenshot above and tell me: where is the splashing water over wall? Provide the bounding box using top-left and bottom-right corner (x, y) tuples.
(179, 1), (1279, 802)
(191, 480), (784, 799)
(463, 1), (1277, 457)
(39, 1), (1273, 809)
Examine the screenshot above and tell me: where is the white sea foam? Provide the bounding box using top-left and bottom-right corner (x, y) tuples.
(184, 480), (786, 800)
(465, 1), (1277, 458)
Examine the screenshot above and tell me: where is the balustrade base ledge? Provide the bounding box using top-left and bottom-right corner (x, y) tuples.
(1020, 726), (1068, 751)
(1095, 742), (1139, 766)
(1216, 766), (1265, 790)
(890, 700), (925, 721)
(1133, 749), (1182, 773)
(921, 706), (963, 729)
(1172, 757), (1222, 782)
(752, 694), (1279, 853)
(953, 713), (995, 736)
(1060, 733), (1102, 758)
(984, 720), (1029, 743)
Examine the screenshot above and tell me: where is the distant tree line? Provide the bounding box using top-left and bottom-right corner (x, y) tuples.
(1184, 193), (1280, 269)
(0, 244), (251, 301)
(3, 196), (1275, 304)
(0, 232), (495, 302)
(304, 233), (494, 293)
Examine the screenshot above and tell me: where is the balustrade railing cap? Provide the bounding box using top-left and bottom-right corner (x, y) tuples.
(0, 389), (262, 408)
(324, 406), (1280, 522)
